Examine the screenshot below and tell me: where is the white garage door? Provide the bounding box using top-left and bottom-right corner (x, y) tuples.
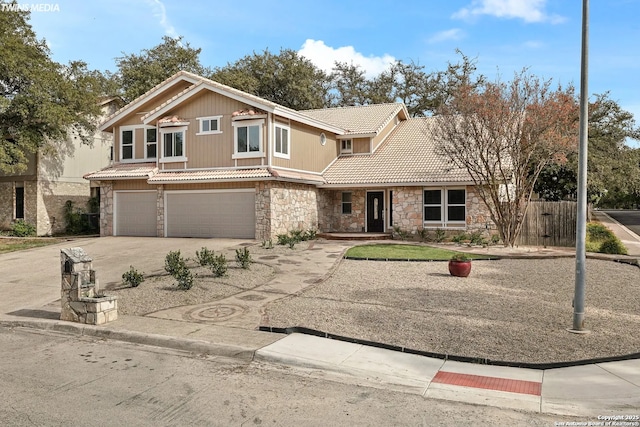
(165, 190), (255, 238)
(114, 191), (157, 237)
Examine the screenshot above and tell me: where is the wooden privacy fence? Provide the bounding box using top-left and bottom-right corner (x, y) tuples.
(516, 200), (589, 247)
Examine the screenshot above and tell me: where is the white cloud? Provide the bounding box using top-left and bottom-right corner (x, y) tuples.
(298, 39), (396, 79)
(146, 0), (178, 38)
(428, 28), (465, 44)
(453, 0), (565, 23)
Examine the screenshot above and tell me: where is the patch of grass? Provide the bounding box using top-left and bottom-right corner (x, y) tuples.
(0, 237), (64, 254)
(345, 244), (493, 261)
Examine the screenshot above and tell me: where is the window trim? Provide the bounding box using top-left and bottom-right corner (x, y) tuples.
(341, 191), (352, 214)
(196, 115), (222, 135)
(15, 184), (24, 220)
(120, 125), (137, 162)
(160, 126), (187, 163)
(232, 119), (264, 159)
(273, 124), (290, 159)
(144, 125), (157, 160)
(423, 187), (467, 227)
(340, 139), (352, 154)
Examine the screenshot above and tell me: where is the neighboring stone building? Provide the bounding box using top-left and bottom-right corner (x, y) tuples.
(85, 71), (492, 240)
(0, 98), (120, 236)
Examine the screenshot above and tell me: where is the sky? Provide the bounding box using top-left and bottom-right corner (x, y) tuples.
(18, 0), (640, 146)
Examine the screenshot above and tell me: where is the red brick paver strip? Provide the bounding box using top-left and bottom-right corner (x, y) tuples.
(432, 371), (542, 396)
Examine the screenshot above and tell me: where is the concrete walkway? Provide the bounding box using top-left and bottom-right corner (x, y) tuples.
(1, 230), (639, 418)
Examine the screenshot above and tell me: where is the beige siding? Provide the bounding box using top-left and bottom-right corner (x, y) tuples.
(352, 138), (370, 154)
(372, 116), (399, 151)
(113, 180), (155, 191)
(164, 182), (255, 191)
(272, 121), (339, 172)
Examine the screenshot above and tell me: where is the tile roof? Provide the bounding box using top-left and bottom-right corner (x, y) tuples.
(322, 117), (472, 185)
(269, 168), (326, 184)
(300, 103), (405, 135)
(84, 163), (157, 180)
(147, 168), (272, 183)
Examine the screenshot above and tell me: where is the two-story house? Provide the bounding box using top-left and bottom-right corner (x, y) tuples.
(0, 98), (120, 236)
(85, 71), (491, 240)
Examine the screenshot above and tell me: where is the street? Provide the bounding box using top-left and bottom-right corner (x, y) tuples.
(602, 209), (640, 236)
(0, 326), (571, 427)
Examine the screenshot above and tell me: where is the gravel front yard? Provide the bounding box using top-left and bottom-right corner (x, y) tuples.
(265, 257), (640, 364)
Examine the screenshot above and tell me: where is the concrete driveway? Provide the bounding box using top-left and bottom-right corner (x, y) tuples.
(0, 237), (253, 315)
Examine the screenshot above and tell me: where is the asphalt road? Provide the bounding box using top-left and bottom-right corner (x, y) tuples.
(0, 326), (573, 427)
(602, 209), (640, 236)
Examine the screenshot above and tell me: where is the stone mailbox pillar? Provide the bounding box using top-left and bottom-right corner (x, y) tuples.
(60, 248), (118, 325)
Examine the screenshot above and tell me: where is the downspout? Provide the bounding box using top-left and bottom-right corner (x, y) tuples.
(267, 112), (272, 168)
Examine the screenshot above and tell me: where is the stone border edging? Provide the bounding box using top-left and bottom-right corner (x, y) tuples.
(343, 256), (500, 262)
(0, 319), (256, 361)
(257, 325), (640, 370)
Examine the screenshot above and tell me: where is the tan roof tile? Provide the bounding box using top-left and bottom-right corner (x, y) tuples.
(323, 118), (472, 185)
(300, 103), (405, 135)
(84, 163), (157, 180)
(269, 168), (325, 184)
(148, 168), (272, 183)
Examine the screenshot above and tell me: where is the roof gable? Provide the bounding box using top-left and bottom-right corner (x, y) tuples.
(300, 103), (408, 137)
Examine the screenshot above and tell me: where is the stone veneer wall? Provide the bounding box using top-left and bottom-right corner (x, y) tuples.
(318, 189), (366, 233)
(0, 182), (14, 231)
(391, 187), (423, 233)
(99, 182), (113, 237)
(256, 181), (319, 240)
(37, 180), (92, 235)
(156, 185), (164, 237)
(465, 186), (494, 232)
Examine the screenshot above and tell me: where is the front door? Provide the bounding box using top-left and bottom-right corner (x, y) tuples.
(366, 191), (384, 232)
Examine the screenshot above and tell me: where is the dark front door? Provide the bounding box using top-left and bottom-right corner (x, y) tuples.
(366, 191), (384, 232)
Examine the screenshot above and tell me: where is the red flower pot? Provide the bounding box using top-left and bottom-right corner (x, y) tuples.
(448, 260), (471, 277)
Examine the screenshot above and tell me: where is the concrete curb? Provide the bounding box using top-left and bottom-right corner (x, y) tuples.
(0, 318), (257, 361)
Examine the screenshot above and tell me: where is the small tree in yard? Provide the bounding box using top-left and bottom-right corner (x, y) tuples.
(435, 70), (579, 247)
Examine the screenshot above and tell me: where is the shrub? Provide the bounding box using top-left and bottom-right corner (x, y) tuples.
(599, 237), (628, 255)
(261, 239), (273, 249)
(289, 229), (305, 242)
(586, 222), (612, 241)
(490, 234), (501, 246)
(469, 231), (487, 246)
(175, 268), (194, 290)
(11, 220), (36, 237)
(235, 247), (252, 269)
(393, 226), (410, 241)
(417, 228), (429, 242)
(450, 253), (471, 262)
(434, 228), (446, 243)
(303, 229), (317, 241)
(164, 250), (194, 290)
(122, 266), (144, 288)
(277, 233), (291, 246)
(195, 247), (215, 267)
(451, 233), (469, 244)
(210, 254), (228, 277)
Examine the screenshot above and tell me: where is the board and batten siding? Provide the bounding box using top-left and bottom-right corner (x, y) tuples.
(271, 121), (339, 172)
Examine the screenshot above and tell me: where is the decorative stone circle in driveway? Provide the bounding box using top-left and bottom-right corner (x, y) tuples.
(183, 304), (247, 322)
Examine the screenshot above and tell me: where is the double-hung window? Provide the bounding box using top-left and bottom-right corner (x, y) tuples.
(197, 116), (222, 135)
(341, 192), (352, 214)
(145, 127), (157, 159)
(340, 139), (352, 154)
(161, 128), (186, 161)
(274, 124), (290, 159)
(120, 126), (135, 161)
(233, 119), (263, 158)
(423, 188), (466, 226)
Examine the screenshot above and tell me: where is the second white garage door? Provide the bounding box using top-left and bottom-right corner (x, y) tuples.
(165, 190), (256, 238)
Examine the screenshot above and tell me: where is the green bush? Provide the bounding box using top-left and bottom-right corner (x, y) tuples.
(195, 247), (215, 267)
(586, 223), (613, 241)
(490, 234), (501, 245)
(599, 237), (628, 255)
(451, 233), (469, 244)
(122, 266), (144, 288)
(164, 250), (194, 289)
(469, 231), (487, 246)
(434, 228), (446, 243)
(11, 220), (36, 237)
(303, 229), (317, 241)
(235, 247), (252, 269)
(210, 254), (228, 277)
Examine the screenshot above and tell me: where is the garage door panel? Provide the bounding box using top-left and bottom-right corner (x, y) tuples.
(115, 192), (157, 237)
(166, 191), (255, 238)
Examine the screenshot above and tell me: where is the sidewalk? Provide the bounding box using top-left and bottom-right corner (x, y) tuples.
(1, 233), (639, 418)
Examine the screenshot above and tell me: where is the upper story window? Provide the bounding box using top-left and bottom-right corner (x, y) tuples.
(197, 116), (222, 135)
(232, 119), (263, 159)
(423, 188), (466, 226)
(341, 139), (352, 154)
(160, 127), (187, 162)
(274, 124), (290, 159)
(120, 126), (136, 161)
(145, 127), (157, 159)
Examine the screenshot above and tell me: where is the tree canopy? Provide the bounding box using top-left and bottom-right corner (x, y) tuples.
(0, 6), (102, 174)
(115, 36), (211, 103)
(435, 70), (579, 246)
(211, 49), (331, 110)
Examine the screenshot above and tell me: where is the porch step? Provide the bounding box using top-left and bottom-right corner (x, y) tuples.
(318, 232), (392, 241)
